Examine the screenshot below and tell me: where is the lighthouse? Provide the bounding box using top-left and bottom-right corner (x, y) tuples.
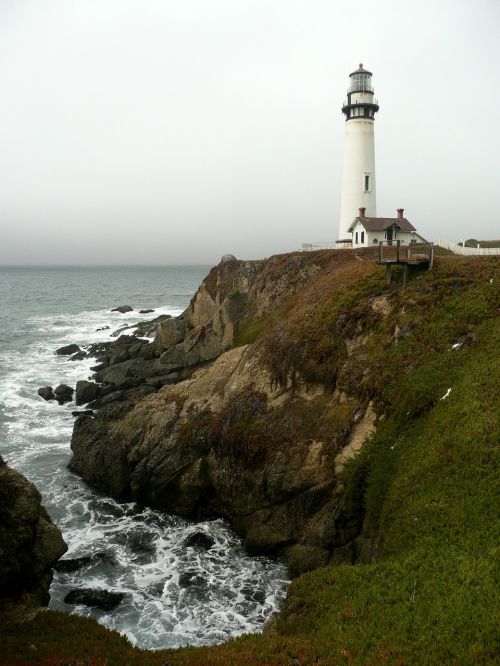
(338, 64), (379, 243)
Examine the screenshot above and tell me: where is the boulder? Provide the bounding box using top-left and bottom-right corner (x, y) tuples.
(124, 385), (156, 400)
(139, 309), (154, 314)
(54, 384), (74, 403)
(37, 386), (54, 401)
(221, 254), (237, 262)
(145, 373), (180, 388)
(0, 456), (67, 604)
(75, 381), (100, 406)
(55, 552), (108, 573)
(111, 305), (133, 313)
(96, 326), (110, 332)
(109, 347), (130, 365)
(56, 344), (81, 356)
(154, 318), (186, 353)
(64, 588), (123, 610)
(70, 351), (87, 361)
(183, 531), (215, 551)
(132, 315), (171, 338)
(55, 555), (92, 572)
(72, 410), (95, 418)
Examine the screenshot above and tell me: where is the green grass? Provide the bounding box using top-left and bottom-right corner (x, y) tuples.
(1, 256), (499, 665)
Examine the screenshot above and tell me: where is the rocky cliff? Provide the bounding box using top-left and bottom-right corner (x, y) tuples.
(69, 250), (382, 575)
(0, 456), (67, 605)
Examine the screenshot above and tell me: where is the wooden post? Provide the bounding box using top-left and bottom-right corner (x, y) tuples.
(379, 241), (383, 263)
(385, 264), (392, 286)
(408, 243), (412, 260)
(396, 240), (400, 262)
(429, 243), (434, 269)
(403, 264), (409, 288)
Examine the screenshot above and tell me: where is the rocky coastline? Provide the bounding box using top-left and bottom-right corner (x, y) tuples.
(38, 251), (382, 577)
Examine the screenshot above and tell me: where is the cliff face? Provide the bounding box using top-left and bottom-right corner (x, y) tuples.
(70, 342), (365, 575)
(70, 250), (380, 575)
(69, 250), (499, 576)
(153, 253), (332, 369)
(0, 457), (67, 605)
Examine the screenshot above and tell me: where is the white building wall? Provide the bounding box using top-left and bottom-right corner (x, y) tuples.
(339, 119), (376, 241)
(351, 226), (418, 248)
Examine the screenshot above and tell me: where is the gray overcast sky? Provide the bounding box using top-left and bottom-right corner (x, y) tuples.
(0, 0), (499, 265)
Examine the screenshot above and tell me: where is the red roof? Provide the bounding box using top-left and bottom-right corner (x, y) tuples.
(348, 217), (416, 233)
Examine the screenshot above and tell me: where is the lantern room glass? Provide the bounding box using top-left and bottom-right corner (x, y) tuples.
(349, 73), (373, 93)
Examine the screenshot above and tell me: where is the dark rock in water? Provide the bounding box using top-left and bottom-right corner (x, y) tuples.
(55, 555), (92, 572)
(64, 588), (123, 610)
(56, 343), (81, 356)
(75, 381), (100, 406)
(111, 305), (133, 314)
(139, 309), (154, 314)
(0, 456), (67, 605)
(72, 410), (94, 418)
(90, 362), (107, 372)
(183, 531), (215, 551)
(87, 341), (113, 357)
(54, 384), (74, 403)
(241, 585), (266, 605)
(70, 351), (87, 361)
(132, 315), (171, 338)
(55, 552), (109, 572)
(178, 571), (206, 588)
(38, 386), (54, 401)
(111, 325), (130, 338)
(96, 325), (110, 332)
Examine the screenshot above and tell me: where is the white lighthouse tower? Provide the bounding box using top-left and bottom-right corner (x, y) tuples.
(338, 64), (379, 243)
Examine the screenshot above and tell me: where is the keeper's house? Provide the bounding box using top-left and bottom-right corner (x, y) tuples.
(348, 207), (425, 247)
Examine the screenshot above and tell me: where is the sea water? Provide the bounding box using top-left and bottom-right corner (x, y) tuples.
(0, 266), (288, 649)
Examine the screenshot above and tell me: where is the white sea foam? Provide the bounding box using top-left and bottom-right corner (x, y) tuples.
(0, 301), (289, 649)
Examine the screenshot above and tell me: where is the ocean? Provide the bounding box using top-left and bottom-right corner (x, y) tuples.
(0, 266), (288, 649)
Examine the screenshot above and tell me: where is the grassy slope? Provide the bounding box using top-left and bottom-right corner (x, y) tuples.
(1, 256), (498, 665)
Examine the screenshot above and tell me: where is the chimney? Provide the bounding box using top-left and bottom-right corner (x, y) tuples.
(397, 208), (404, 219)
(359, 207), (366, 219)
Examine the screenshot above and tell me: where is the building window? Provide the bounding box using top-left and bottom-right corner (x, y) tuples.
(364, 174), (370, 192)
(361, 231), (365, 243)
(355, 231), (358, 244)
(373, 238), (378, 244)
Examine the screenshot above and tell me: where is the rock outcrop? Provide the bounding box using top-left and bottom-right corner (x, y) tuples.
(0, 457), (67, 605)
(69, 251), (381, 575)
(70, 343), (367, 575)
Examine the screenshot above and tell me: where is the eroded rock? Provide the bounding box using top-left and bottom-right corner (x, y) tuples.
(0, 456), (67, 604)
(64, 588), (123, 610)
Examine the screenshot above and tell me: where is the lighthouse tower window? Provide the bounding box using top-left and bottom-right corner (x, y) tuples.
(364, 174), (370, 192)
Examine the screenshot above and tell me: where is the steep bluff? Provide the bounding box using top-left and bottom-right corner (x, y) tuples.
(0, 456), (67, 605)
(69, 250), (499, 577)
(69, 250), (384, 574)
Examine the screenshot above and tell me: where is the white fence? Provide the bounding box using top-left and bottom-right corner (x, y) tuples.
(437, 239), (500, 256)
(302, 242), (338, 251)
